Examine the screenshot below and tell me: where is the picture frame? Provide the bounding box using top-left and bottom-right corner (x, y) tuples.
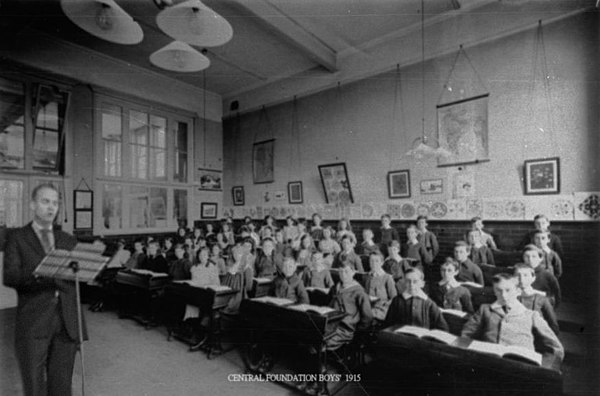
(201, 202), (218, 219)
(232, 186), (245, 206)
(288, 181), (303, 204)
(437, 94), (490, 167)
(73, 190), (93, 230)
(318, 163), (354, 204)
(252, 139), (275, 184)
(524, 157), (560, 195)
(387, 170), (411, 199)
(196, 168), (222, 191)
(420, 179), (443, 195)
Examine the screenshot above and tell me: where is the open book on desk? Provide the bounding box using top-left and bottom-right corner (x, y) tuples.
(253, 277), (273, 284)
(172, 280), (231, 291)
(130, 269), (169, 278)
(440, 308), (468, 318)
(252, 296), (295, 306)
(467, 340), (542, 366)
(306, 287), (330, 294)
(394, 325), (458, 346)
(287, 304), (335, 316)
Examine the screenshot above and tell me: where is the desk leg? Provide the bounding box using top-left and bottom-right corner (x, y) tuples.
(206, 309), (223, 360)
(317, 343), (329, 396)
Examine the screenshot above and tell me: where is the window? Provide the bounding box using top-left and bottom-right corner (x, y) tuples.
(173, 189), (188, 228)
(102, 104), (122, 177)
(102, 184), (122, 229)
(0, 179), (23, 227)
(0, 78), (25, 169)
(33, 85), (68, 171)
(174, 121), (188, 182)
(130, 110), (148, 179)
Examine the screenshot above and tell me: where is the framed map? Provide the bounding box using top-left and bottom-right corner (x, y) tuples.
(437, 94), (489, 167)
(252, 139), (275, 184)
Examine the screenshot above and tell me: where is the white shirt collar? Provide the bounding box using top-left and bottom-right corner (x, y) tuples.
(32, 221), (52, 232)
(402, 290), (428, 301)
(491, 300), (526, 315)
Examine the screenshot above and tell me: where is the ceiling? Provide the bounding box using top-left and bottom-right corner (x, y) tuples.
(0, 0), (594, 115)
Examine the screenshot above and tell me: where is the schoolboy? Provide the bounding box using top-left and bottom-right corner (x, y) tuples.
(514, 264), (559, 335)
(454, 241), (484, 286)
(169, 243), (192, 280)
(522, 244), (561, 307)
(383, 240), (413, 287)
(401, 225), (433, 268)
(467, 217), (497, 250)
(125, 238), (146, 269)
(255, 238), (281, 278)
(274, 257), (309, 304)
(142, 240), (168, 273)
(416, 215), (439, 259)
(521, 214), (564, 259)
(385, 268), (448, 331)
(430, 257), (474, 314)
(379, 214), (399, 256)
(467, 230), (495, 266)
(365, 253), (397, 321)
(332, 235), (364, 272)
(461, 273), (564, 367)
(310, 213), (324, 243)
(533, 230), (563, 278)
(360, 228), (381, 256)
(302, 251), (334, 289)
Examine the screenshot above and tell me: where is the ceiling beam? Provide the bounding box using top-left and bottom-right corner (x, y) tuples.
(230, 0), (338, 72)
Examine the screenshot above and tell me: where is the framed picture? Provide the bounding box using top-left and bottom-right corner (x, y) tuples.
(524, 157), (560, 195)
(420, 179), (443, 195)
(387, 170), (411, 199)
(196, 168), (222, 191)
(201, 202), (218, 219)
(288, 181), (303, 204)
(252, 139), (275, 184)
(232, 186), (245, 206)
(437, 94), (490, 167)
(318, 163), (354, 204)
(73, 190), (93, 230)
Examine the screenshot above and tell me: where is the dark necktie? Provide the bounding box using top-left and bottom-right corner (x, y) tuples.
(502, 305), (510, 314)
(40, 229), (52, 253)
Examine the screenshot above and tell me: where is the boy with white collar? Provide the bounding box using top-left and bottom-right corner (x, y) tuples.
(514, 263), (559, 335)
(430, 257), (474, 314)
(385, 268), (448, 331)
(461, 273), (563, 367)
(523, 244), (561, 307)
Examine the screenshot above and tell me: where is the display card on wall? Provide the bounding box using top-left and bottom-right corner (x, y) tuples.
(429, 202), (448, 219)
(574, 192), (600, 221)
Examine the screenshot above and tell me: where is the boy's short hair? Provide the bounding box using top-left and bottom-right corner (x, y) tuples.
(388, 239), (400, 248)
(405, 267), (424, 280)
(454, 240), (470, 251)
(406, 224), (417, 232)
(533, 230), (549, 237)
(416, 215), (428, 222)
(31, 183), (59, 201)
(534, 214), (548, 222)
(513, 263), (535, 275)
(470, 216), (482, 224)
(311, 250), (323, 258)
(148, 240), (159, 247)
(262, 237), (275, 245)
(134, 237), (145, 245)
(312, 213), (322, 220)
(381, 214), (391, 220)
(174, 243), (185, 250)
(340, 234), (353, 243)
(523, 244), (543, 257)
(363, 228), (373, 234)
(369, 252), (384, 262)
(441, 257), (459, 271)
(492, 273), (516, 284)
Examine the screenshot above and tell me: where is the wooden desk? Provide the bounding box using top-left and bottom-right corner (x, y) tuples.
(115, 269), (170, 327)
(375, 326), (562, 395)
(240, 299), (347, 394)
(164, 282), (238, 359)
(250, 278), (274, 298)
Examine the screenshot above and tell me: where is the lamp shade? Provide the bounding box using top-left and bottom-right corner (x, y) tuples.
(156, 0), (233, 47)
(149, 41), (210, 72)
(61, 0), (143, 45)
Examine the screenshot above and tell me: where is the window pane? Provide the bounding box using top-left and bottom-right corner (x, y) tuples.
(129, 110), (148, 145)
(102, 184), (122, 229)
(0, 179), (23, 227)
(176, 121), (187, 149)
(150, 115), (166, 148)
(173, 189), (187, 229)
(102, 104), (122, 140)
(131, 144), (147, 179)
(0, 78), (25, 169)
(149, 187), (167, 228)
(174, 121), (188, 182)
(33, 85), (67, 171)
(150, 147), (166, 180)
(129, 185), (149, 228)
(104, 140), (122, 177)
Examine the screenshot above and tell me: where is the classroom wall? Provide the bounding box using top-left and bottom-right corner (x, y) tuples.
(222, 12), (599, 209)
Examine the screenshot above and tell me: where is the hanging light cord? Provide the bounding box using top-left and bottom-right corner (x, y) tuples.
(202, 70), (207, 168)
(421, 0), (426, 142)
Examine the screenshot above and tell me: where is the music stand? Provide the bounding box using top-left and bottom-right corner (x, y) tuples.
(34, 242), (112, 396)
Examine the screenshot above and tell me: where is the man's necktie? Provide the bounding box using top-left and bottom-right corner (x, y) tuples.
(502, 305), (510, 314)
(40, 229), (52, 253)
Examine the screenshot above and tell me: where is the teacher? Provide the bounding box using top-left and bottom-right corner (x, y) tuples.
(3, 183), (85, 396)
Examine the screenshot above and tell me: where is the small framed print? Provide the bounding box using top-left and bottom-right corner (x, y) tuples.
(387, 170), (411, 199)
(201, 202), (218, 219)
(288, 181), (303, 204)
(318, 162), (354, 204)
(420, 179), (443, 195)
(74, 210), (92, 230)
(232, 186), (245, 206)
(73, 190), (93, 230)
(74, 190), (92, 210)
(196, 168), (222, 191)
(524, 157), (560, 195)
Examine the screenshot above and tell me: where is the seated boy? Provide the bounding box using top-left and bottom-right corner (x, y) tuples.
(467, 230), (495, 266)
(383, 240), (414, 284)
(325, 266), (373, 351)
(533, 230), (563, 278)
(430, 257), (474, 314)
(125, 238), (146, 269)
(379, 214), (400, 256)
(142, 240), (168, 274)
(169, 243), (192, 280)
(401, 225), (433, 268)
(522, 244), (561, 308)
(360, 228), (381, 256)
(332, 235), (364, 272)
(461, 273), (564, 368)
(467, 217), (497, 250)
(385, 268), (448, 331)
(365, 253), (397, 321)
(416, 215), (439, 260)
(521, 214), (564, 259)
(454, 241), (484, 286)
(274, 257), (309, 304)
(514, 264), (559, 335)
(302, 251), (334, 289)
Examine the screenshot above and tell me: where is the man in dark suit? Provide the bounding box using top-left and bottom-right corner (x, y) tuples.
(3, 183), (84, 396)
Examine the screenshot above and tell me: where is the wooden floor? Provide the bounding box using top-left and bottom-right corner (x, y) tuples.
(0, 304), (598, 396)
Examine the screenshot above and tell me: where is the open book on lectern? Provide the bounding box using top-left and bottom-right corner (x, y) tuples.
(34, 242), (112, 284)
